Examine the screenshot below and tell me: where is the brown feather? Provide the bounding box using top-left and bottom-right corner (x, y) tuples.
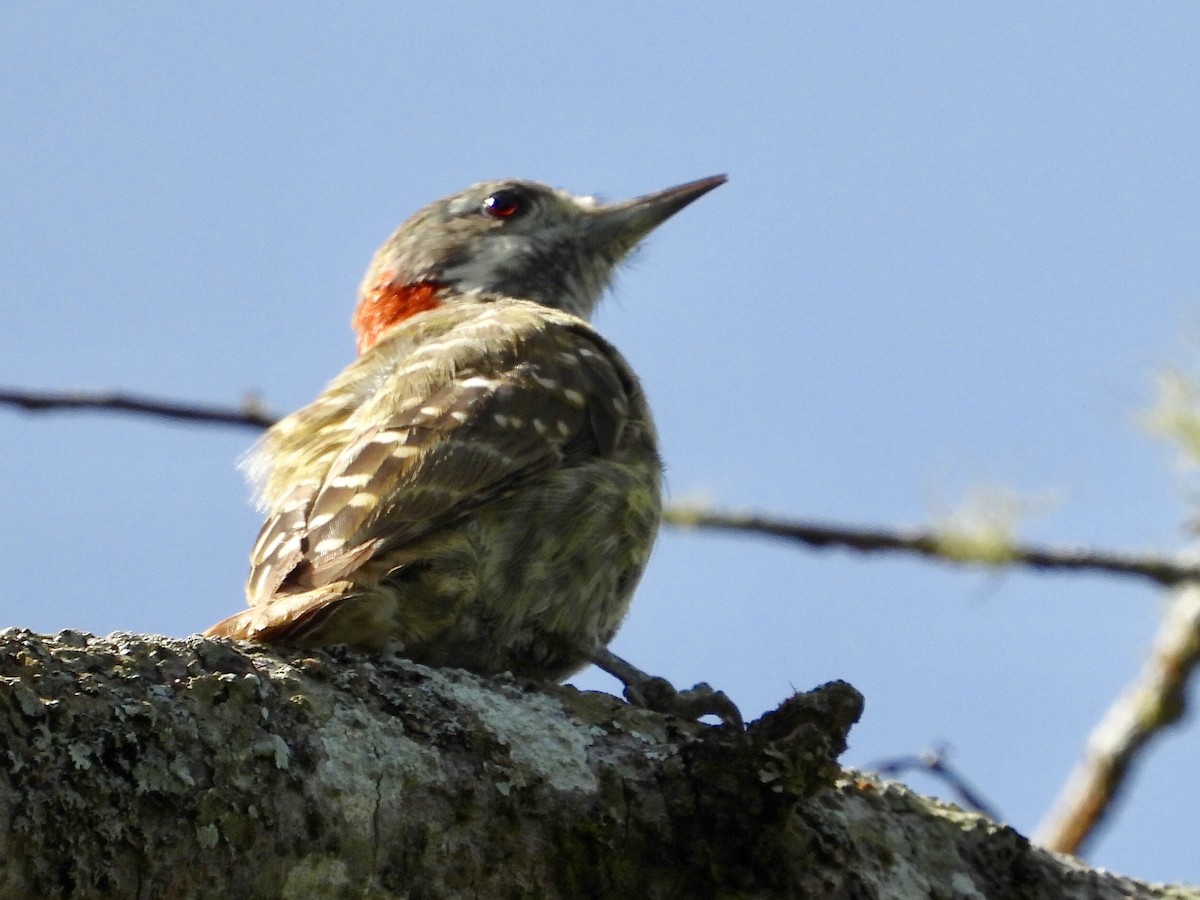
(239, 300), (643, 609)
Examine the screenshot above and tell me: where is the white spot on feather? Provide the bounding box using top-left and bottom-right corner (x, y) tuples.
(330, 473), (373, 488)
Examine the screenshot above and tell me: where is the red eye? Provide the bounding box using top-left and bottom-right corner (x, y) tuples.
(481, 190), (524, 219)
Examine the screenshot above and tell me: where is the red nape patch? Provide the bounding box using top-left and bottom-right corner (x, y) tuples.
(352, 280), (442, 353)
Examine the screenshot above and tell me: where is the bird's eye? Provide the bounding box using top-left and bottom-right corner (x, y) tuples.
(481, 189), (525, 220)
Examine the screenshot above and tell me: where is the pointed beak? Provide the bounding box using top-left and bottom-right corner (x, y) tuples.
(586, 174), (727, 253)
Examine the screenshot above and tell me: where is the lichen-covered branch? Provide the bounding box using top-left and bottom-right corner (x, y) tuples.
(666, 505), (1200, 587)
(1034, 583), (1200, 855)
(0, 630), (1189, 899)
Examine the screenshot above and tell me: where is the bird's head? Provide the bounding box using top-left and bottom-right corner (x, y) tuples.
(352, 175), (726, 352)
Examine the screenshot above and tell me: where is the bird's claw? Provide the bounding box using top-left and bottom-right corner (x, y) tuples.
(589, 645), (744, 729)
(624, 677), (744, 730)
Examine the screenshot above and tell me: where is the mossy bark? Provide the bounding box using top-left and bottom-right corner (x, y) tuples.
(0, 630), (1188, 899)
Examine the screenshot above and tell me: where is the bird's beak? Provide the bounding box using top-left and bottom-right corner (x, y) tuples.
(586, 174), (727, 253)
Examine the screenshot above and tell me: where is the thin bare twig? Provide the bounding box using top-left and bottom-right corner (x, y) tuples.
(7, 388), (1195, 591)
(0, 388), (277, 430)
(665, 506), (1200, 588)
(867, 745), (1003, 821)
(1033, 583), (1200, 855)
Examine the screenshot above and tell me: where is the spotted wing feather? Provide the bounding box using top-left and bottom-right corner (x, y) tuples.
(241, 303), (635, 609)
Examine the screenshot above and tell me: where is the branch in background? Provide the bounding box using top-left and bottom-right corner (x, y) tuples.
(4, 630), (1182, 898)
(4, 387), (1190, 588)
(1033, 584), (1200, 856)
(0, 387), (277, 431)
(866, 744), (1003, 822)
(6, 388), (1197, 585)
(665, 506), (1200, 588)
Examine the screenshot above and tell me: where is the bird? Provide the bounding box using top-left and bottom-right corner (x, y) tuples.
(205, 174), (739, 724)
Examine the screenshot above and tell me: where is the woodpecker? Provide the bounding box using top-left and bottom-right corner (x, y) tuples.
(205, 174), (738, 722)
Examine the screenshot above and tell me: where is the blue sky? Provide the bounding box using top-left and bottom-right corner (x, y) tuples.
(3, 4), (1199, 884)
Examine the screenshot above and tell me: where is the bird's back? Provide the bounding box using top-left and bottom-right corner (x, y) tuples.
(208, 298), (661, 679)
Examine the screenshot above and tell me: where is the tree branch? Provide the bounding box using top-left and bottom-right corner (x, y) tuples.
(1033, 582), (1200, 855)
(666, 506), (1200, 587)
(5, 387), (1194, 587)
(0, 629), (1188, 899)
(867, 745), (1003, 822)
(0, 387), (276, 430)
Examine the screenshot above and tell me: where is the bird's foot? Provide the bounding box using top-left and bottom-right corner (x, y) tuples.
(588, 645), (744, 729)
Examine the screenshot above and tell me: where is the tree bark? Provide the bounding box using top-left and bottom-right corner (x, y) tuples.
(0, 629), (1187, 899)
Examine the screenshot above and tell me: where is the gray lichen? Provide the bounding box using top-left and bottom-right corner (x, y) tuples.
(0, 629), (1188, 899)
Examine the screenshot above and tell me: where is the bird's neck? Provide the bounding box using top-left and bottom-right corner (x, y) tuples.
(352, 278), (444, 353)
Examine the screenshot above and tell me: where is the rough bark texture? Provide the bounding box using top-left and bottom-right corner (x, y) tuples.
(0, 629), (1191, 899)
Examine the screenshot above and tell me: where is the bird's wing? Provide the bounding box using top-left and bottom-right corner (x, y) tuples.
(241, 307), (644, 607)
